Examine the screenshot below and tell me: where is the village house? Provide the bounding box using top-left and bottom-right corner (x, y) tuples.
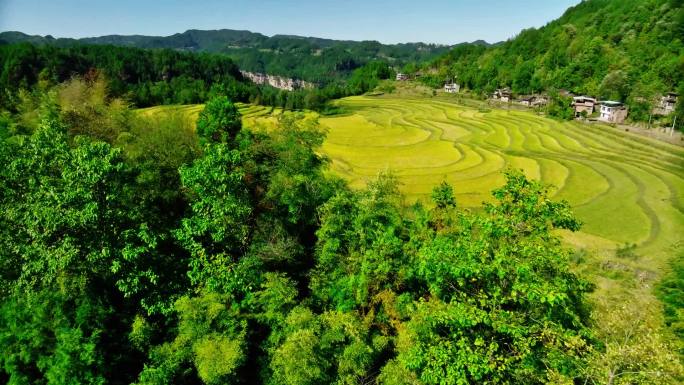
(444, 82), (460, 93)
(572, 96), (597, 118)
(396, 73), (408, 81)
(492, 88), (512, 102)
(656, 92), (678, 115)
(598, 101), (628, 124)
(531, 95), (548, 107)
(519, 95), (550, 108)
(518, 95), (536, 107)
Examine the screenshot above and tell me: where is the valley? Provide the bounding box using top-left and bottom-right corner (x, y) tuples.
(140, 93), (684, 259)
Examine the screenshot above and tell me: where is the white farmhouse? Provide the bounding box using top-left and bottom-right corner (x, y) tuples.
(444, 82), (460, 93)
(598, 101), (628, 124)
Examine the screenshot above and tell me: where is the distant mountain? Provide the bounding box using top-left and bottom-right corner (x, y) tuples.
(0, 29), (470, 84)
(0, 29), (267, 48)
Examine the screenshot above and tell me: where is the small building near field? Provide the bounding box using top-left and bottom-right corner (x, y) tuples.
(396, 73), (408, 81)
(518, 95), (537, 106)
(532, 95), (548, 107)
(598, 101), (628, 124)
(444, 82), (460, 93)
(572, 96), (597, 118)
(656, 92), (678, 115)
(492, 88), (512, 102)
(520, 95), (549, 108)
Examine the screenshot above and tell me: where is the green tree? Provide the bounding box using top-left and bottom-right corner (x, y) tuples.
(0, 116), (145, 384)
(431, 180), (457, 209)
(269, 307), (382, 385)
(311, 174), (405, 311)
(174, 142), (254, 294)
(0, 290), (111, 385)
(582, 297), (683, 385)
(599, 70), (630, 101)
(136, 293), (247, 385)
(547, 91), (575, 120)
(386, 170), (590, 384)
(196, 96), (242, 143)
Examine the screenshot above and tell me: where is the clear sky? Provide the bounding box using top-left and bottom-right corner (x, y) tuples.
(0, 0), (581, 45)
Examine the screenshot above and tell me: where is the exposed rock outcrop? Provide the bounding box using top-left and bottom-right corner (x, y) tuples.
(240, 71), (314, 91)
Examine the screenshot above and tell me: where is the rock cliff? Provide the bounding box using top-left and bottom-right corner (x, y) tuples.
(240, 71), (314, 91)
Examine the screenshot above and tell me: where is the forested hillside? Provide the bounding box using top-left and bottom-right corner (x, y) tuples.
(422, 0), (683, 124)
(0, 43), (252, 107)
(0, 29), (452, 84)
(0, 43), (394, 111)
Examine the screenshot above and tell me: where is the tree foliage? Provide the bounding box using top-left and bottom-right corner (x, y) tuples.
(0, 29), (447, 86)
(196, 96), (242, 143)
(0, 43), (399, 113)
(1, 65), (678, 385)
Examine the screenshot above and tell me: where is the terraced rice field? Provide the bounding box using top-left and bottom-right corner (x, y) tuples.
(320, 96), (684, 258)
(138, 95), (684, 261)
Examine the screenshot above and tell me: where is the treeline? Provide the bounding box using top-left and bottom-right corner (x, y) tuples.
(420, 0), (684, 125)
(2, 77), (680, 385)
(0, 42), (393, 112)
(0, 28), (449, 84)
(0, 42), (252, 107)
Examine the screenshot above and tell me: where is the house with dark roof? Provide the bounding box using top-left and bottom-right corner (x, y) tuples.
(656, 92), (678, 115)
(492, 88), (512, 102)
(572, 96), (597, 118)
(518, 95), (536, 106)
(532, 95), (548, 107)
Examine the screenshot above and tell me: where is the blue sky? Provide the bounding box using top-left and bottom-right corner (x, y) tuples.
(0, 0), (580, 45)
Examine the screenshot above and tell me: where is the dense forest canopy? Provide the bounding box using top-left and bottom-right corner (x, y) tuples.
(0, 43), (394, 112)
(419, 0), (684, 125)
(0, 28), (454, 84)
(0, 43), (250, 107)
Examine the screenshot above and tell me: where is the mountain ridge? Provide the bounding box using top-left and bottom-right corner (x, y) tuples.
(0, 28), (477, 83)
(0, 28), (492, 49)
